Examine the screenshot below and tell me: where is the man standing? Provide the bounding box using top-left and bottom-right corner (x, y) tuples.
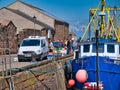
(66, 39), (70, 54)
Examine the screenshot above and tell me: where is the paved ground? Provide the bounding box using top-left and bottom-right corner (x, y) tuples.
(0, 54), (33, 71)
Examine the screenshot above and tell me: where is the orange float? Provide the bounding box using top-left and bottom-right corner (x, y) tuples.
(67, 79), (75, 88)
(76, 69), (88, 83)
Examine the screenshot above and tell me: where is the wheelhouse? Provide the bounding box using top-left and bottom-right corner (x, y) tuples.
(80, 42), (120, 59)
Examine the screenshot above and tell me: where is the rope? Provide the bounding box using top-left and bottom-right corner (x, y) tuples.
(11, 60), (74, 74)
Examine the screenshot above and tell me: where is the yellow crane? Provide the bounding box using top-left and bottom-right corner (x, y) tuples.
(80, 0), (120, 42)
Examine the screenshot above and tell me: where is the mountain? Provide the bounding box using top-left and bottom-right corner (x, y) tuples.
(69, 20), (87, 38)
(69, 20), (95, 41)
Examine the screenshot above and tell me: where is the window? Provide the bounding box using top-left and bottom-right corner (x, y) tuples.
(92, 43), (104, 53)
(83, 44), (90, 52)
(21, 39), (40, 46)
(107, 44), (115, 53)
(41, 39), (46, 47)
(119, 45), (120, 54)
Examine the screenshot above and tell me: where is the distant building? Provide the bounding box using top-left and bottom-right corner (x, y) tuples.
(0, 1), (69, 42)
(69, 32), (77, 40)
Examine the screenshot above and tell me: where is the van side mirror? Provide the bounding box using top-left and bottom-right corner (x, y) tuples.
(41, 43), (45, 47)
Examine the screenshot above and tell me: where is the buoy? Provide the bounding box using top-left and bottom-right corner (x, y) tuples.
(76, 69), (88, 83)
(67, 79), (75, 88)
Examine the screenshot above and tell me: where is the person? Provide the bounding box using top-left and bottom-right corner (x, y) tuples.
(66, 39), (70, 54)
(72, 40), (76, 52)
(50, 41), (54, 52)
(16, 34), (20, 47)
(76, 40), (80, 54)
(48, 39), (54, 53)
(64, 39), (67, 46)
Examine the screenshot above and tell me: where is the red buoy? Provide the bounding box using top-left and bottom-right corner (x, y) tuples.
(67, 79), (75, 88)
(76, 69), (88, 83)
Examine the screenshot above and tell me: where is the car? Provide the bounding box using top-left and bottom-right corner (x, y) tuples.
(52, 41), (66, 56)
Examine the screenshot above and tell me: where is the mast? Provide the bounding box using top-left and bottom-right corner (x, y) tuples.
(96, 29), (99, 90)
(96, 0), (105, 89)
(99, 0), (105, 37)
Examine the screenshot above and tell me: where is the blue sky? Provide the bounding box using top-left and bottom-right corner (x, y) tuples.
(0, 0), (119, 24)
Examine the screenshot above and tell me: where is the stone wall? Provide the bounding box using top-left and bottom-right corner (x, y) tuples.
(18, 29), (42, 43)
(54, 20), (69, 41)
(0, 55), (73, 90)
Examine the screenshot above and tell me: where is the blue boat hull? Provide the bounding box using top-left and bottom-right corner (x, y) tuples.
(71, 56), (120, 90)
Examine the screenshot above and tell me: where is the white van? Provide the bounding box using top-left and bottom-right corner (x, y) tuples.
(17, 36), (49, 62)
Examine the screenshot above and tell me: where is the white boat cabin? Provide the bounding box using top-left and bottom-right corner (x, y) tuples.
(80, 42), (120, 60)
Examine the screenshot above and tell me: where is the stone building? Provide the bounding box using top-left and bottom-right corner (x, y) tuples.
(0, 1), (69, 43)
(0, 20), (17, 54)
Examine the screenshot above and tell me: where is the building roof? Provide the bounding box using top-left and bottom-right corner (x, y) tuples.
(1, 20), (11, 26)
(1, 20), (16, 28)
(5, 7), (54, 30)
(19, 1), (66, 23)
(6, 0), (68, 24)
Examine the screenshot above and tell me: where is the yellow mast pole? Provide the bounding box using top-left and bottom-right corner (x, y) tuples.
(80, 1), (101, 42)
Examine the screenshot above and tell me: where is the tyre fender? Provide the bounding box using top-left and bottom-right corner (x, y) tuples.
(64, 60), (73, 80)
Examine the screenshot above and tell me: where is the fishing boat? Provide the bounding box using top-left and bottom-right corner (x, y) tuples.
(64, 0), (120, 90)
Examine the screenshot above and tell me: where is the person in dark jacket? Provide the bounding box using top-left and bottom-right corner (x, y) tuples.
(67, 39), (70, 54)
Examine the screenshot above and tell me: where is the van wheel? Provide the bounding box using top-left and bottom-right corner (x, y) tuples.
(40, 56), (43, 61)
(39, 54), (44, 61)
(18, 59), (23, 62)
(39, 54), (43, 61)
(44, 56), (47, 60)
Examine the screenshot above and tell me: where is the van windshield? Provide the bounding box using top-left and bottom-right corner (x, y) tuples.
(21, 39), (40, 46)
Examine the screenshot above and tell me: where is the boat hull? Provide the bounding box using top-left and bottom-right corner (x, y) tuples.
(71, 56), (120, 90)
